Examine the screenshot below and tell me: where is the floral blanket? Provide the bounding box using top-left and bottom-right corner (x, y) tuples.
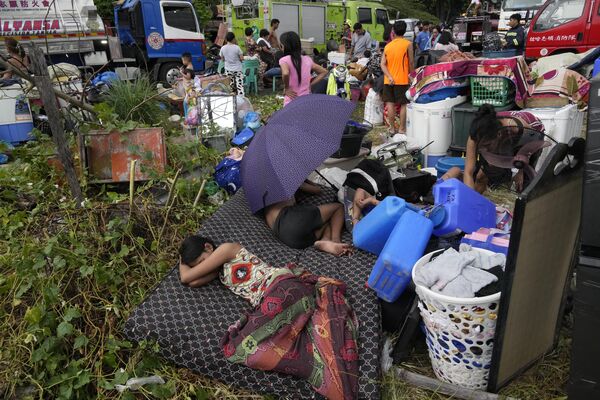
(409, 55), (590, 108)
(409, 56), (531, 107)
(221, 268), (359, 400)
(528, 68), (590, 108)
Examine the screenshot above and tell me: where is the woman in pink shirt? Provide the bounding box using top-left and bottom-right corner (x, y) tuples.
(279, 31), (327, 106)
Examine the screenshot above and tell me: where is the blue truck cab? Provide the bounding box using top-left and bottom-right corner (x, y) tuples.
(114, 0), (206, 86)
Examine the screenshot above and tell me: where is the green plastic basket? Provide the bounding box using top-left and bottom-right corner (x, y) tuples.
(470, 76), (514, 107)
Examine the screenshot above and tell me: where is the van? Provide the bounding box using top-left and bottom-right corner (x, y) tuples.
(526, 0), (598, 59)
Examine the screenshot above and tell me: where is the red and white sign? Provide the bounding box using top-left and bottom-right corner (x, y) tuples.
(0, 19), (60, 34)
(0, 0), (51, 9)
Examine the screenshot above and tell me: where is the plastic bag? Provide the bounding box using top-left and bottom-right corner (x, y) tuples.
(115, 375), (165, 393)
(185, 106), (200, 126)
(364, 89), (384, 126)
(214, 156), (242, 194)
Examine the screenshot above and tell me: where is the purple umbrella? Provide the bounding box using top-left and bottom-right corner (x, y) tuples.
(241, 94), (355, 213)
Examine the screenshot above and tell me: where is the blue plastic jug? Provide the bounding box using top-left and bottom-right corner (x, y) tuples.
(368, 210), (434, 302)
(353, 196), (408, 255)
(432, 178), (496, 237)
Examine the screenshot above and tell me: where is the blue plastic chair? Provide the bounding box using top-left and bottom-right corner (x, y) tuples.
(242, 59), (259, 95)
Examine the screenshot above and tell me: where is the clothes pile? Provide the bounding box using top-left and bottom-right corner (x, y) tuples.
(413, 244), (506, 298)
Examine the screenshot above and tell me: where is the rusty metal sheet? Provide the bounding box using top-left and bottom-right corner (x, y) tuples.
(83, 128), (167, 183)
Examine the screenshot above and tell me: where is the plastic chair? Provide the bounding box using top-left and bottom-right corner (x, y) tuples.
(242, 59), (259, 95)
(272, 74), (282, 92)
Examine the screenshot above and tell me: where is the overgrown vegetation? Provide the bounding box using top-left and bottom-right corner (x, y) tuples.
(102, 76), (169, 128)
(1, 92), (571, 399)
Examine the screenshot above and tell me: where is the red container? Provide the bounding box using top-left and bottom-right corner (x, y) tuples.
(81, 127), (167, 183)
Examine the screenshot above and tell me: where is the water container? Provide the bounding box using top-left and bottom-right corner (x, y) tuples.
(367, 210), (433, 302)
(433, 178), (496, 237)
(523, 104), (585, 170)
(435, 157), (465, 178)
(353, 196), (408, 255)
(406, 95), (467, 164)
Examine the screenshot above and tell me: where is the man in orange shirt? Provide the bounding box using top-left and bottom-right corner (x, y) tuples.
(381, 20), (414, 135)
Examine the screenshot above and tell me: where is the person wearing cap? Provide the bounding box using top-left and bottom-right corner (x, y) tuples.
(504, 13), (525, 52)
(351, 23), (372, 58)
(342, 20), (352, 50)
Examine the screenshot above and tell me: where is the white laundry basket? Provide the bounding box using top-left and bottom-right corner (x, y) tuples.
(412, 248), (502, 390)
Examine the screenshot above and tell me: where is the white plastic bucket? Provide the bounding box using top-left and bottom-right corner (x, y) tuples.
(407, 96), (468, 157)
(412, 248), (501, 390)
(523, 104), (585, 169)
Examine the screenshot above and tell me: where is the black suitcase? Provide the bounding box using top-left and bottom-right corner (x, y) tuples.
(392, 168), (437, 203)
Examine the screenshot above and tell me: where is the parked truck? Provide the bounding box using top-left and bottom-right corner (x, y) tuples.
(227, 0), (389, 52)
(114, 0), (206, 86)
(498, 0), (546, 32)
(526, 0), (599, 59)
(0, 0), (109, 66)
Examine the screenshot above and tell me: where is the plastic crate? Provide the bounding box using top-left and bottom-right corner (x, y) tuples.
(450, 101), (515, 152)
(470, 76), (514, 107)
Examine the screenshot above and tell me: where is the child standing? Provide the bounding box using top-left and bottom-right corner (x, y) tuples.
(220, 32), (245, 96)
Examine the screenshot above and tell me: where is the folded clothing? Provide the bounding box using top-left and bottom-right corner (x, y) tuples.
(413, 246), (506, 298)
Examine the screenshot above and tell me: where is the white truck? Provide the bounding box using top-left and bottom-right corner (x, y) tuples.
(0, 0), (109, 67)
(498, 0), (546, 32)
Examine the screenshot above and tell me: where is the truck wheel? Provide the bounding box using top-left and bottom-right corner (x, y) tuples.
(159, 62), (182, 88)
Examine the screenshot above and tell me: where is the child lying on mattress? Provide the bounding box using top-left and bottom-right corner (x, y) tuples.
(178, 235), (359, 400)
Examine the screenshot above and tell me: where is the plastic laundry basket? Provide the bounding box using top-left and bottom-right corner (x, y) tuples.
(412, 248), (502, 390)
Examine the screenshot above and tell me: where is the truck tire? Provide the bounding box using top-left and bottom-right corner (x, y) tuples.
(159, 62), (182, 88)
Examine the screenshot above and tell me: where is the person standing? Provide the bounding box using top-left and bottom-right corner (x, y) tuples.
(268, 19), (282, 50)
(467, 0), (482, 16)
(220, 32), (245, 96)
(429, 26), (441, 49)
(415, 21), (431, 52)
(504, 13), (525, 53)
(341, 20), (353, 51)
(279, 31), (327, 106)
(380, 20), (414, 135)
(351, 23), (372, 58)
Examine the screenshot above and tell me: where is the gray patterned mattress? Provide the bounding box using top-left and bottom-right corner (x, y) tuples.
(124, 189), (382, 399)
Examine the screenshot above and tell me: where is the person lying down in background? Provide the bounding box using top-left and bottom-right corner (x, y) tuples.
(178, 235), (359, 400)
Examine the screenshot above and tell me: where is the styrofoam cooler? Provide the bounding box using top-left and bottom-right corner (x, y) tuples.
(0, 85), (34, 144)
(523, 104), (585, 169)
(407, 96), (467, 167)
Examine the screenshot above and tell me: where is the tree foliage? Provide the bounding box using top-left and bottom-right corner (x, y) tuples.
(384, 0), (469, 24)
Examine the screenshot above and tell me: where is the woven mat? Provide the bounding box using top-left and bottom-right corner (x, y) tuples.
(124, 189), (381, 399)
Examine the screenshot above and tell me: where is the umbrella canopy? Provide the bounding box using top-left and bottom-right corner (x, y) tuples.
(241, 94), (355, 213)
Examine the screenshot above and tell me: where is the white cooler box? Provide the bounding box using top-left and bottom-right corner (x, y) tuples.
(407, 96), (468, 167)
(524, 104), (585, 170)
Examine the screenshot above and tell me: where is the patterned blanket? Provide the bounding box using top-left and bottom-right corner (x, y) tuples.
(222, 269), (359, 400)
(409, 55), (590, 108)
(409, 56), (531, 107)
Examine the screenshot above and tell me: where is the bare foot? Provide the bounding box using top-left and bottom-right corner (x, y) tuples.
(314, 240), (354, 256)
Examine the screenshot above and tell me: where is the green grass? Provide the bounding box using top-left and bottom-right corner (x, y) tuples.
(0, 95), (570, 399)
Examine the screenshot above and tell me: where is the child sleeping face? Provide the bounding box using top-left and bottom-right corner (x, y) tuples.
(179, 235), (216, 267)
